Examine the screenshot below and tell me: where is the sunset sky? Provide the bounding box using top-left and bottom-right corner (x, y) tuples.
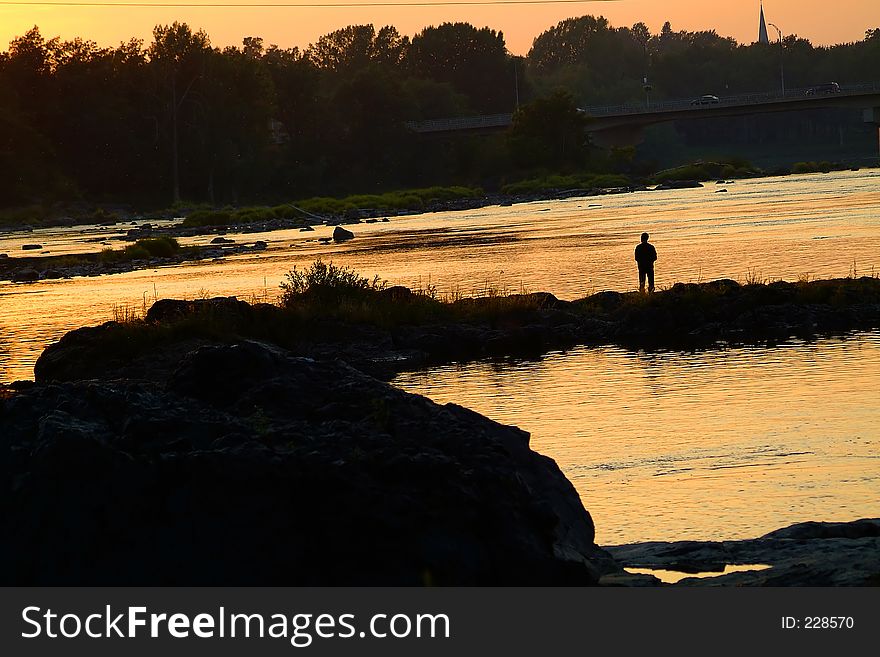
(0, 0), (877, 55)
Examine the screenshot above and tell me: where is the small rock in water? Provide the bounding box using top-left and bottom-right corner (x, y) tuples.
(21, 244), (42, 250)
(253, 241), (268, 250)
(299, 225), (315, 232)
(332, 226), (355, 242)
(12, 269), (40, 282)
(210, 236), (235, 245)
(716, 189), (728, 193)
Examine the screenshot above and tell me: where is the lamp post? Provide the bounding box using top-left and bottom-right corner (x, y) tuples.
(768, 23), (785, 96)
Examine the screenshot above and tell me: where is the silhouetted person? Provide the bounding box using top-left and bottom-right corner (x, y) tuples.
(635, 232), (657, 293)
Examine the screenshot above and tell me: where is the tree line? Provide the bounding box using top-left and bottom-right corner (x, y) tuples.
(1, 17), (878, 210)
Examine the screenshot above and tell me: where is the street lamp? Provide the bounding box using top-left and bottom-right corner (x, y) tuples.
(768, 23), (785, 96)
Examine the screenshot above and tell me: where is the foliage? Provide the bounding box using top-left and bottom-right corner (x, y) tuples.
(791, 161), (842, 174)
(98, 236), (181, 263)
(180, 186), (483, 227)
(0, 17), (878, 215)
(653, 159), (761, 182)
(501, 173), (631, 194)
(508, 91), (588, 169)
(280, 259), (385, 306)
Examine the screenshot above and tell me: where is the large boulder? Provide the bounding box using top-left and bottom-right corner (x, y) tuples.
(332, 225), (355, 242)
(3, 340), (613, 585)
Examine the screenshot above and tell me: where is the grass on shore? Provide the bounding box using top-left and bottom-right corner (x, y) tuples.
(92, 260), (880, 375)
(2, 237), (186, 273)
(180, 186), (484, 228)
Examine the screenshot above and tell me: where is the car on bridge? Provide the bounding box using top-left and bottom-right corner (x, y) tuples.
(691, 94), (720, 106)
(805, 82), (840, 95)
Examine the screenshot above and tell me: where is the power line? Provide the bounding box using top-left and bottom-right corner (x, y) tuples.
(0, 0), (621, 6)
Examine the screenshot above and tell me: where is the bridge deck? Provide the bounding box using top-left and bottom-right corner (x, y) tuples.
(406, 83), (880, 134)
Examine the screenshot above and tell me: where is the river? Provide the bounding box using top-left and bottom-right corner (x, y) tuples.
(1, 170), (879, 543)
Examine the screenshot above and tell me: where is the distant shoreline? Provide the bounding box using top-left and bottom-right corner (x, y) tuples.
(4, 166), (876, 283)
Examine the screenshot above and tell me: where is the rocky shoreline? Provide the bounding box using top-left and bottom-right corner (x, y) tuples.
(0, 238), (274, 283)
(1, 181), (710, 282)
(26, 277), (880, 384)
(604, 519), (880, 586)
(1, 340), (618, 585)
(3, 277), (878, 585)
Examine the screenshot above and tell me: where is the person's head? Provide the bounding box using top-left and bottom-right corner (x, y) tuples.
(640, 232), (649, 243)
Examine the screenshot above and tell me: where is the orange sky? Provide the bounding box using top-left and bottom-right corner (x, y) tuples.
(1, 1), (877, 56)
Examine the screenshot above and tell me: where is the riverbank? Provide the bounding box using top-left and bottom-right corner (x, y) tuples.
(0, 236), (271, 283)
(3, 280), (877, 584)
(1, 339), (617, 585)
(604, 519), (880, 586)
(26, 274), (880, 384)
(0, 172), (754, 239)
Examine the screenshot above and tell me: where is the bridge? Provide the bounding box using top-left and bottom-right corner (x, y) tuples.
(406, 83), (880, 147)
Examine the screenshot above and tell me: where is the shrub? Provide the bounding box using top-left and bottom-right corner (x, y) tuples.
(792, 161), (818, 174)
(121, 245), (151, 260)
(135, 237), (179, 258)
(280, 259), (385, 306)
(183, 210), (232, 227)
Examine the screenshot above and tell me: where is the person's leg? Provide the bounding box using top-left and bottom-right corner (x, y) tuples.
(647, 267), (655, 293)
(639, 268), (646, 292)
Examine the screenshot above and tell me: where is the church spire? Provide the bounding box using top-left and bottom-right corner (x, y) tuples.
(758, 2), (770, 44)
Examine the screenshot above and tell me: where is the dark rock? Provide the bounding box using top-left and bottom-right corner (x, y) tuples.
(605, 518), (880, 586)
(380, 285), (415, 301)
(21, 244), (42, 250)
(333, 226), (355, 242)
(654, 180), (703, 190)
(299, 225), (315, 232)
(0, 253), (8, 258)
(761, 519), (880, 540)
(210, 236), (235, 244)
(253, 240), (268, 250)
(44, 269), (62, 279)
(582, 290), (624, 311)
(506, 292), (559, 309)
(11, 269), (39, 282)
(145, 297), (253, 324)
(3, 340), (614, 585)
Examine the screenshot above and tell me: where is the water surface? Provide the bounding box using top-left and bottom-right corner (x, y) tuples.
(1, 170), (878, 381)
(394, 334), (880, 544)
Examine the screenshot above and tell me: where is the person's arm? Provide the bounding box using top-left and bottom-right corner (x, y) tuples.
(652, 246), (658, 262)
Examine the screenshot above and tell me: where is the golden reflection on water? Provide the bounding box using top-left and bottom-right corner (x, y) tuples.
(1, 171), (879, 544)
(1, 170), (879, 382)
(393, 335), (880, 545)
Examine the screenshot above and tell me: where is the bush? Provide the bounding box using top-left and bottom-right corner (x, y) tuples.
(280, 259), (385, 306)
(135, 237), (179, 258)
(183, 210), (232, 227)
(792, 161), (818, 174)
(120, 245), (151, 260)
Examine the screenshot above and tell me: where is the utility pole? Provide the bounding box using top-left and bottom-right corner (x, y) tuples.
(768, 23), (785, 96)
